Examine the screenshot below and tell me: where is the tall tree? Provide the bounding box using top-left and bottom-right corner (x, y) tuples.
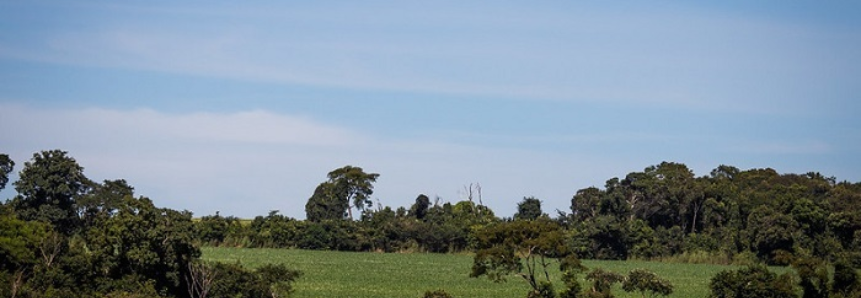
(11, 150), (92, 234)
(412, 194), (431, 220)
(471, 219), (584, 298)
(305, 182), (347, 222)
(515, 197), (543, 221)
(326, 166), (379, 220)
(0, 153), (13, 193)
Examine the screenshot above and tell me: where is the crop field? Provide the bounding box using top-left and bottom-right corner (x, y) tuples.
(202, 247), (788, 298)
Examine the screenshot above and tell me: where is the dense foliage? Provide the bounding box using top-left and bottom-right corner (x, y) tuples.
(0, 150), (299, 298)
(196, 162), (861, 268)
(4, 149), (861, 297)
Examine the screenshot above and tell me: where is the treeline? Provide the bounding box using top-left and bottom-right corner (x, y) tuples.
(198, 162), (861, 267)
(0, 150), (299, 298)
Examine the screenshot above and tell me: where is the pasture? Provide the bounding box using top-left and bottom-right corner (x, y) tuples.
(202, 247), (785, 298)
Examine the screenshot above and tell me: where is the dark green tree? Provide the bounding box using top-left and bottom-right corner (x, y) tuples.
(412, 194), (431, 220)
(571, 187), (603, 222)
(791, 257), (828, 298)
(584, 268), (623, 298)
(708, 265), (796, 298)
(78, 179), (134, 228)
(327, 166), (379, 220)
(622, 269), (673, 298)
(0, 153), (13, 192)
(471, 219), (579, 298)
(11, 150), (92, 234)
(515, 197), (544, 221)
(305, 182), (347, 222)
(831, 258), (861, 298)
(423, 289), (454, 298)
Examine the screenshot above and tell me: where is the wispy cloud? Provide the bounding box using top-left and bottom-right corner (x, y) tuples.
(2, 1), (855, 115)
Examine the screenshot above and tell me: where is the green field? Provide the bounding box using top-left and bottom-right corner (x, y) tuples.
(202, 247), (788, 298)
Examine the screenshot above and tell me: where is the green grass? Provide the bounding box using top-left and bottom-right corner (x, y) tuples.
(201, 247), (789, 298)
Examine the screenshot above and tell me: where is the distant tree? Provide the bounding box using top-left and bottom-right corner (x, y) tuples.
(515, 197), (543, 221)
(0, 153), (13, 192)
(831, 258), (861, 298)
(584, 268), (623, 298)
(11, 150), (92, 234)
(78, 179), (134, 228)
(305, 182), (347, 222)
(326, 166), (379, 220)
(791, 257), (828, 298)
(470, 219), (582, 298)
(412, 194), (431, 220)
(571, 187), (603, 222)
(208, 262), (301, 298)
(423, 289), (454, 298)
(747, 205), (797, 264)
(708, 265), (796, 298)
(622, 268), (673, 298)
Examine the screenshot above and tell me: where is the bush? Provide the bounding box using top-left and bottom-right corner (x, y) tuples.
(209, 261), (301, 298)
(423, 289), (454, 298)
(708, 265), (796, 298)
(622, 268), (673, 297)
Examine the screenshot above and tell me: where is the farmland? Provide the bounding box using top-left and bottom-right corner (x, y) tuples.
(201, 247), (788, 298)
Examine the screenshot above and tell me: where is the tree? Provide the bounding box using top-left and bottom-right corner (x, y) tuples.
(423, 290), (454, 298)
(708, 265), (796, 298)
(747, 205), (797, 264)
(78, 179), (134, 228)
(326, 166), (379, 220)
(11, 150), (92, 234)
(571, 187), (603, 222)
(0, 153), (13, 193)
(791, 257), (828, 298)
(305, 182), (347, 222)
(471, 219), (581, 298)
(412, 194), (431, 220)
(831, 258), (861, 298)
(584, 268), (624, 297)
(515, 197), (544, 221)
(622, 269), (673, 298)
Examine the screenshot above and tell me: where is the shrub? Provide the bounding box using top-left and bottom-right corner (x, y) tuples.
(708, 264), (796, 298)
(423, 289), (454, 298)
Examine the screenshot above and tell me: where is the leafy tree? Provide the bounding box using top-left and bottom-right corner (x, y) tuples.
(327, 166), (379, 220)
(746, 205), (797, 264)
(0, 214), (50, 269)
(78, 179), (134, 228)
(423, 289), (454, 298)
(708, 265), (796, 298)
(584, 268), (623, 298)
(516, 197), (544, 221)
(11, 150), (92, 234)
(83, 195), (200, 296)
(208, 262), (301, 298)
(305, 182), (347, 222)
(471, 219), (579, 297)
(412, 194), (431, 220)
(831, 258), (861, 298)
(622, 269), (673, 298)
(791, 257), (828, 298)
(571, 187), (603, 222)
(0, 153), (13, 192)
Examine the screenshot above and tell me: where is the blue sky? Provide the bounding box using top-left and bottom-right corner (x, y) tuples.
(1, 1), (859, 219)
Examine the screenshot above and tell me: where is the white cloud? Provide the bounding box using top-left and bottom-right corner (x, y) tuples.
(3, 1), (853, 116)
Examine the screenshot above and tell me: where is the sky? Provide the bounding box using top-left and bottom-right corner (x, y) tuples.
(0, 1), (859, 219)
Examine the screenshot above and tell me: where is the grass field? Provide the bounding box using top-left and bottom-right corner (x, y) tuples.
(201, 247), (789, 298)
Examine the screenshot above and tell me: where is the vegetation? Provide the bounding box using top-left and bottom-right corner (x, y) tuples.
(3, 149), (861, 297)
(0, 150), (299, 298)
